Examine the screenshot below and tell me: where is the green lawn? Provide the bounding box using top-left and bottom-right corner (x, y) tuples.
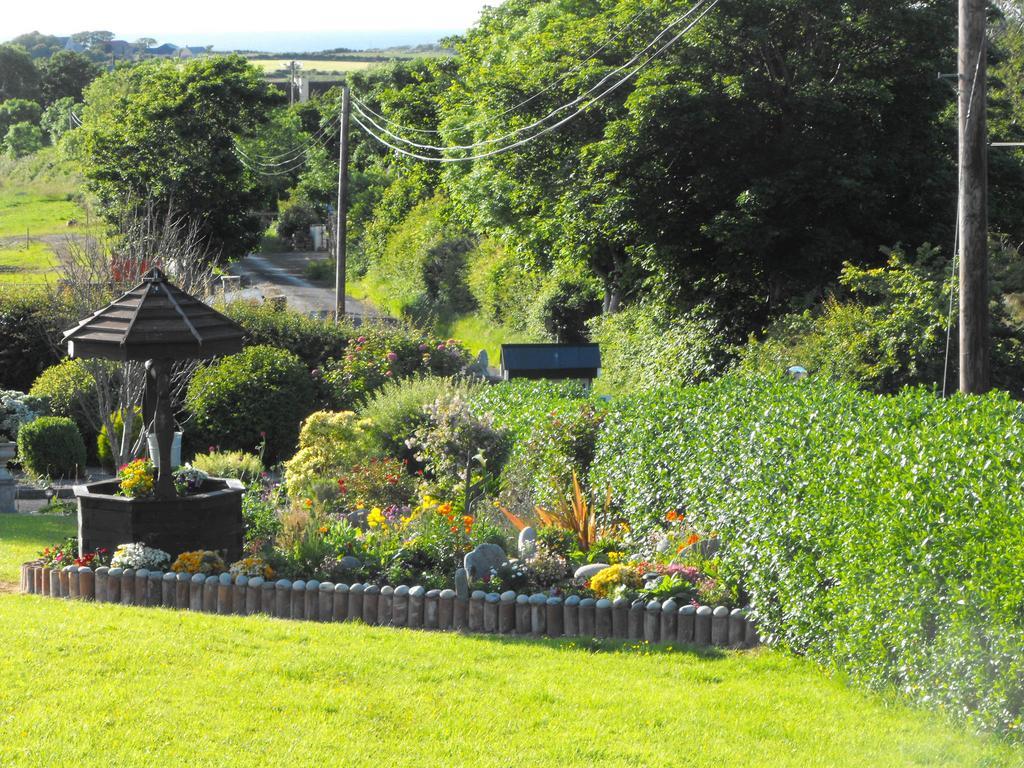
(250, 58), (377, 74)
(1, 513), (1021, 767)
(0, 512), (75, 582)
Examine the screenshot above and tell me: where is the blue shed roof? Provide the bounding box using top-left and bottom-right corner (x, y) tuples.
(499, 343), (601, 372)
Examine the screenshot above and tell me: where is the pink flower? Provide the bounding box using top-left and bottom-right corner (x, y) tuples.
(386, 351), (398, 362)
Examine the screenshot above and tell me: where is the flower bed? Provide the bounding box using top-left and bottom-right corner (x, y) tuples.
(18, 560), (759, 650)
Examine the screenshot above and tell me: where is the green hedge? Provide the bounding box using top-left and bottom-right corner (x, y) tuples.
(219, 301), (360, 371)
(185, 345), (315, 463)
(0, 292), (66, 393)
(17, 416), (86, 479)
(586, 375), (1024, 736)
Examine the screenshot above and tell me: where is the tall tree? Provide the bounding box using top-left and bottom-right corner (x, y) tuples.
(38, 50), (101, 106)
(78, 55), (282, 261)
(437, 0), (965, 330)
(0, 44), (40, 101)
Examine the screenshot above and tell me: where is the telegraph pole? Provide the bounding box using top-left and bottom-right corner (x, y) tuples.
(958, 0), (990, 394)
(334, 85), (351, 322)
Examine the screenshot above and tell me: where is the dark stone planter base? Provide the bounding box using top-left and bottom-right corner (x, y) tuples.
(74, 478), (245, 560)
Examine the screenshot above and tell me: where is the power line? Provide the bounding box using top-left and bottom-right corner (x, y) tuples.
(350, 0), (709, 154)
(352, 0), (719, 163)
(354, 6), (652, 137)
(234, 116), (339, 166)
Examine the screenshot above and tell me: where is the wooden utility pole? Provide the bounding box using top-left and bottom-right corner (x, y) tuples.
(334, 85), (351, 322)
(958, 0), (990, 394)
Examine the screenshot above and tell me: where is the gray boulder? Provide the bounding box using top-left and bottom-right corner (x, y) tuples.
(574, 563), (610, 581)
(339, 555), (362, 571)
(454, 567), (469, 601)
(463, 543), (507, 580)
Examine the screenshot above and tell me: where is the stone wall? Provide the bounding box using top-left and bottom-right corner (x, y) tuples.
(19, 561), (759, 649)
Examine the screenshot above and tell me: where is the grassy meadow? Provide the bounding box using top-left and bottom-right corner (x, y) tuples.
(1, 512), (1021, 767)
(0, 149), (91, 285)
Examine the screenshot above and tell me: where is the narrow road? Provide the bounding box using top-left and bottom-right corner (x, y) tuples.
(227, 251), (381, 319)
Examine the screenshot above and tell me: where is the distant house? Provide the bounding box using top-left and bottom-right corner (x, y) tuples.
(63, 38), (87, 53)
(499, 343), (602, 386)
(147, 43), (178, 57)
(175, 46), (197, 59)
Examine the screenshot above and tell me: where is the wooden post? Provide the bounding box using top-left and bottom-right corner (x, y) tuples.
(234, 575), (249, 616)
(147, 570), (163, 606)
(347, 583), (364, 622)
(318, 581), (335, 622)
(695, 605), (713, 645)
(958, 0), (990, 393)
(529, 593), (547, 636)
(306, 580), (321, 621)
(274, 579), (291, 619)
(545, 597), (563, 638)
(563, 595), (580, 637)
(711, 606), (730, 646)
(203, 574), (219, 613)
(515, 594), (531, 634)
(644, 600), (661, 643)
(729, 608), (747, 646)
(218, 573), (234, 615)
(334, 85), (351, 322)
(424, 588), (440, 629)
(660, 599), (679, 644)
(578, 597), (596, 637)
(678, 605), (696, 644)
(163, 572), (177, 607)
(378, 585), (394, 626)
(107, 568), (123, 603)
(363, 584), (380, 625)
(291, 580), (306, 620)
(499, 591), (517, 634)
(612, 597), (630, 639)
(79, 567), (95, 601)
(438, 589), (455, 630)
(333, 583), (349, 621)
(484, 593), (500, 633)
(189, 573), (205, 611)
(408, 585), (425, 628)
(392, 585), (408, 628)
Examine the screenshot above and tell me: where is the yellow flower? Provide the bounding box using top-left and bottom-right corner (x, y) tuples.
(367, 508), (387, 529)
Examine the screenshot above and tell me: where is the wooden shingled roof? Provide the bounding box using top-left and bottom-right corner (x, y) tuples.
(63, 268), (246, 361)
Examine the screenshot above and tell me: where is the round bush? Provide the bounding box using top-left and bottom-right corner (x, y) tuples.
(186, 345), (315, 463)
(17, 416), (86, 479)
(30, 359), (97, 420)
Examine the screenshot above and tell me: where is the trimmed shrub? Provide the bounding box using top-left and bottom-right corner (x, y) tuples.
(185, 345), (315, 463)
(30, 358), (97, 420)
(17, 415), (86, 478)
(588, 374), (1024, 736)
(283, 410), (377, 499)
(191, 450), (263, 482)
(220, 301), (359, 371)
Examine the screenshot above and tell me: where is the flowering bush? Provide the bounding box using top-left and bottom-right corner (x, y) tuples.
(170, 550), (226, 575)
(409, 392), (508, 498)
(229, 554), (275, 579)
(118, 459), (155, 498)
(322, 330), (470, 410)
(38, 537), (78, 569)
(0, 389), (45, 441)
(588, 564), (642, 599)
(110, 542), (170, 571)
(283, 411), (376, 499)
(74, 548), (111, 569)
(173, 464), (209, 496)
(337, 457), (418, 511)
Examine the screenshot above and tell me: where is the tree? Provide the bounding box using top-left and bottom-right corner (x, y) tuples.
(78, 55), (283, 262)
(0, 45), (40, 101)
(40, 96), (81, 143)
(70, 31), (114, 49)
(134, 38), (157, 51)
(7, 32), (63, 59)
(429, 0), (969, 333)
(4, 122), (44, 157)
(38, 50), (100, 106)
(0, 98), (42, 138)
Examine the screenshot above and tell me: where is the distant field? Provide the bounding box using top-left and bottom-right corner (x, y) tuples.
(0, 189), (90, 285)
(249, 59), (378, 74)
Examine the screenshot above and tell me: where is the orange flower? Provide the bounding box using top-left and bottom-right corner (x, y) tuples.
(438, 502), (453, 518)
(684, 532), (701, 548)
(666, 510), (683, 522)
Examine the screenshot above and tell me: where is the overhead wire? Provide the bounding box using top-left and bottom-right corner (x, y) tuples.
(352, 0), (719, 163)
(234, 115), (340, 166)
(350, 0), (710, 153)
(353, 5), (652, 137)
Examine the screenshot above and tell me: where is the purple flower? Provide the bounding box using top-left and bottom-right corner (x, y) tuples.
(386, 351), (398, 363)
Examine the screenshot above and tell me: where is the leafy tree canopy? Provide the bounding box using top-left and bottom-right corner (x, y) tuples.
(38, 50), (101, 106)
(0, 45), (40, 101)
(77, 55), (283, 262)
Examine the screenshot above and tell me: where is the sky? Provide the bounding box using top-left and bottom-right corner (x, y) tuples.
(2, 0), (499, 50)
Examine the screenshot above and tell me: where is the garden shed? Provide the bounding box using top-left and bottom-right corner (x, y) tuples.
(499, 343), (601, 385)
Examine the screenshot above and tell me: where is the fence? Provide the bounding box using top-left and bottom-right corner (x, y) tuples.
(19, 561), (759, 649)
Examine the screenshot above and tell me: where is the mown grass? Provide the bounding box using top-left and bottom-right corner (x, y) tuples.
(0, 512), (75, 583)
(1, 512), (1021, 767)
